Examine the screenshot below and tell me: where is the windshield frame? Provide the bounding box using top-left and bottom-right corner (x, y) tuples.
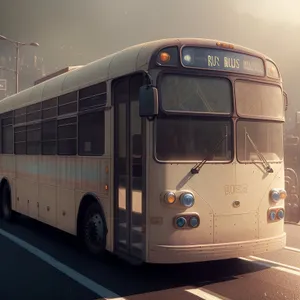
(235, 79), (284, 121)
(153, 114), (234, 164)
(156, 70), (234, 117)
(236, 119), (284, 164)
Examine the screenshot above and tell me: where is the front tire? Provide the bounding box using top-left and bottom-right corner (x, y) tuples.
(81, 202), (107, 255)
(1, 183), (13, 221)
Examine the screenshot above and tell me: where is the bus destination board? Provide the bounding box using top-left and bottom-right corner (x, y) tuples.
(181, 47), (265, 76)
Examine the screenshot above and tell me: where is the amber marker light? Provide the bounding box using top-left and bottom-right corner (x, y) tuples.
(164, 192), (176, 204)
(216, 41), (234, 49)
(159, 52), (171, 63)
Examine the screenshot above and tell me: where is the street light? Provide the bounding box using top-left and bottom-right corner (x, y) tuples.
(0, 34), (39, 93)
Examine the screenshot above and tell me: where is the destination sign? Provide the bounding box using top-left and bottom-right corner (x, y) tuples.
(181, 47), (265, 76)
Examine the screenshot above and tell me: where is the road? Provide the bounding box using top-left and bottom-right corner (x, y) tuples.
(0, 216), (300, 300)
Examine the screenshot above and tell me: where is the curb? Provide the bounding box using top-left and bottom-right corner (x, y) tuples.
(285, 221), (300, 226)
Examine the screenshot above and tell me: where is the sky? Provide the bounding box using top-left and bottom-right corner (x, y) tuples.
(0, 0), (300, 127)
(236, 0), (300, 24)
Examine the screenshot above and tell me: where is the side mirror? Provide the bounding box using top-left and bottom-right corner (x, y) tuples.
(283, 91), (288, 111)
(139, 85), (158, 118)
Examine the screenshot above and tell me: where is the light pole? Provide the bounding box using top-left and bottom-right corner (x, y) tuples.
(0, 35), (39, 93)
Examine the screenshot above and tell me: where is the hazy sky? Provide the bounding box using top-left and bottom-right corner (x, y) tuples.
(0, 0), (300, 127)
(236, 0), (300, 24)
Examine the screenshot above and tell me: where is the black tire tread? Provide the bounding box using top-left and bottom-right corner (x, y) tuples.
(81, 202), (107, 255)
(1, 183), (13, 222)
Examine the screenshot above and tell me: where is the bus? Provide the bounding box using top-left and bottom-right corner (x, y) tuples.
(284, 113), (300, 223)
(0, 38), (287, 264)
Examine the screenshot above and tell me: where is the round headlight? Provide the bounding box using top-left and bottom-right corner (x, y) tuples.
(269, 211), (276, 221)
(277, 209), (284, 220)
(270, 189), (280, 202)
(176, 217), (186, 228)
(189, 216), (200, 228)
(180, 193), (195, 207)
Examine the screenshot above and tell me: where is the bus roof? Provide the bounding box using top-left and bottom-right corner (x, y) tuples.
(34, 66), (84, 85)
(0, 38), (273, 114)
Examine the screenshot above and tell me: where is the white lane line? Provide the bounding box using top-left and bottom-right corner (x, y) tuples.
(284, 246), (300, 253)
(186, 288), (227, 300)
(239, 256), (300, 276)
(249, 255), (300, 272)
(0, 228), (126, 300)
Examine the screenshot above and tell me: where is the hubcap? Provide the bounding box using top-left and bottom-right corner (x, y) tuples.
(85, 213), (103, 248)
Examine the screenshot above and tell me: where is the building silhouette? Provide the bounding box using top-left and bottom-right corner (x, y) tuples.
(0, 44), (45, 99)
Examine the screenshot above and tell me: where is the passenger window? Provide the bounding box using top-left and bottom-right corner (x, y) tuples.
(78, 111), (105, 156)
(57, 117), (77, 155)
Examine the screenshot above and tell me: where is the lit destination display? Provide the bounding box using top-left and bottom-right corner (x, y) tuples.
(181, 47), (265, 76)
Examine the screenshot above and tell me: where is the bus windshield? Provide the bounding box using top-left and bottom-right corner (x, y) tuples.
(160, 74), (232, 114)
(237, 120), (283, 162)
(156, 116), (232, 161)
(235, 81), (284, 119)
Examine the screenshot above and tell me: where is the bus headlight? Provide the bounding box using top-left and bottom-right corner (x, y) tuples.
(189, 216), (200, 228)
(270, 189), (281, 202)
(277, 209), (285, 220)
(269, 210), (276, 221)
(180, 193), (195, 207)
(175, 216), (186, 228)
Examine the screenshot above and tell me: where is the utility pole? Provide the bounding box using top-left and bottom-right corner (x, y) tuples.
(0, 35), (39, 93)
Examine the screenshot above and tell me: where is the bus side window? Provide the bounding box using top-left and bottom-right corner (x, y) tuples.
(130, 74), (144, 186)
(132, 134), (142, 158)
(1, 112), (13, 154)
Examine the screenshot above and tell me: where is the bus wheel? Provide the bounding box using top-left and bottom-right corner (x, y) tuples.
(82, 202), (107, 255)
(1, 183), (13, 221)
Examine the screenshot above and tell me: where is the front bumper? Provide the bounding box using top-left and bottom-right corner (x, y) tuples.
(148, 232), (286, 263)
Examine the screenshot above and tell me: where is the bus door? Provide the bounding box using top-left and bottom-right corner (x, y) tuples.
(113, 73), (146, 262)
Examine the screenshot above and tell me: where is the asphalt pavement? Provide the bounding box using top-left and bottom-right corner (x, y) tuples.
(0, 215), (300, 300)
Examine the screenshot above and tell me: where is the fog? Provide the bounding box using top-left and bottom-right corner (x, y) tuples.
(0, 0), (299, 128)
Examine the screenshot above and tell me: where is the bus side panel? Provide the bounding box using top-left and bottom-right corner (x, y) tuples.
(37, 156), (57, 227)
(57, 187), (75, 234)
(0, 153), (111, 241)
(39, 184), (57, 226)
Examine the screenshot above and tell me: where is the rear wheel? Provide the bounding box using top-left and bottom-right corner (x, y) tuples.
(81, 202), (107, 255)
(1, 183), (13, 221)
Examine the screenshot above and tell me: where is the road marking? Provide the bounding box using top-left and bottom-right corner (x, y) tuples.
(0, 228), (126, 300)
(186, 288), (226, 300)
(240, 256), (300, 276)
(249, 255), (300, 273)
(284, 246), (300, 253)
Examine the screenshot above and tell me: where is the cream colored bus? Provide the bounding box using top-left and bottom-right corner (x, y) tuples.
(0, 38), (287, 264)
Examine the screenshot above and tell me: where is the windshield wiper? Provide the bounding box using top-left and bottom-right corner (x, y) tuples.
(245, 131), (274, 173)
(191, 134), (228, 174)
